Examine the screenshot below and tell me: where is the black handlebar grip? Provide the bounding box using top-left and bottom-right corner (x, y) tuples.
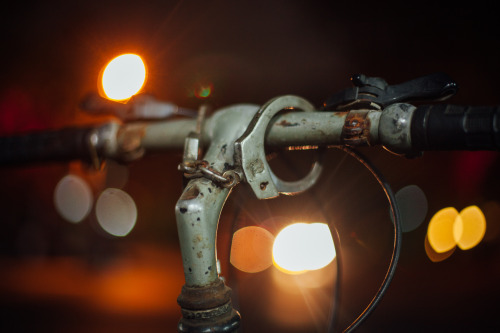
(411, 104), (500, 151)
(0, 127), (98, 166)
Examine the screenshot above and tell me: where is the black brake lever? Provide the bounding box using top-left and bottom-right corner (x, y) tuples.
(322, 72), (459, 110)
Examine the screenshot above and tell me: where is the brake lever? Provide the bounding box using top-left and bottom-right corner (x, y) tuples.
(322, 72), (459, 110)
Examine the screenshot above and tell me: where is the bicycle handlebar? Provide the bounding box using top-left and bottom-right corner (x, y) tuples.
(411, 104), (500, 150)
(0, 124), (116, 166)
(2, 84), (500, 333)
(1, 102), (500, 166)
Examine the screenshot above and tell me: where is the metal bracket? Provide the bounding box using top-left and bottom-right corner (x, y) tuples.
(235, 95), (323, 199)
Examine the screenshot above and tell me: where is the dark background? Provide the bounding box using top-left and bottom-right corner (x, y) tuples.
(1, 1), (500, 332)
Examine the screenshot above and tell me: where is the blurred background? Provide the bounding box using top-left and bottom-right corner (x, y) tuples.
(1, 1), (500, 332)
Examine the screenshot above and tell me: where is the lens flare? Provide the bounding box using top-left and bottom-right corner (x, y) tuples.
(230, 226), (275, 273)
(272, 223), (335, 274)
(101, 54), (146, 101)
(193, 82), (213, 99)
(95, 188), (137, 237)
(454, 205), (486, 250)
(54, 174), (93, 223)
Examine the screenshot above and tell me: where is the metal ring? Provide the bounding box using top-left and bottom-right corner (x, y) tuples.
(222, 170), (240, 188)
(235, 95), (323, 199)
(200, 166), (230, 184)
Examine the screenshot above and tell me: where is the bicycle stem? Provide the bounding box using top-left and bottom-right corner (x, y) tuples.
(171, 99), (415, 332)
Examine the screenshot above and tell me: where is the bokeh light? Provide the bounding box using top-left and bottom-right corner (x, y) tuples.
(95, 188), (137, 237)
(427, 207), (460, 253)
(424, 234), (455, 262)
(426, 205), (487, 260)
(454, 205), (486, 250)
(230, 226), (275, 273)
(395, 185), (428, 232)
(54, 174), (93, 223)
(272, 223), (335, 274)
(101, 54), (146, 101)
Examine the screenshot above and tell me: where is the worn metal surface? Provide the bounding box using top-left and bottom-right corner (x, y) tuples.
(235, 95), (323, 199)
(378, 103), (415, 154)
(341, 110), (372, 145)
(175, 104), (258, 287)
(264, 111), (347, 147)
(175, 104), (258, 332)
(177, 279), (231, 310)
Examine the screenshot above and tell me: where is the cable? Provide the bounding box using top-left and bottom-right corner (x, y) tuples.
(334, 146), (402, 333)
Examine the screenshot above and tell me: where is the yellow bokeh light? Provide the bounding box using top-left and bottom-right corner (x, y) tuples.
(425, 234), (455, 262)
(230, 226), (275, 273)
(101, 54), (146, 101)
(454, 205), (486, 250)
(427, 207), (459, 253)
(272, 223), (336, 274)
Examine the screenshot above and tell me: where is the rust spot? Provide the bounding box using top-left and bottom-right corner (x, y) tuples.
(341, 111), (371, 145)
(197, 251), (203, 258)
(276, 119), (299, 127)
(260, 182), (268, 190)
(181, 185), (200, 200)
(193, 235), (203, 244)
(177, 279), (232, 309)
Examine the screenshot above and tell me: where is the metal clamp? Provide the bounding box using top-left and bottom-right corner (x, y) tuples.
(235, 95), (323, 199)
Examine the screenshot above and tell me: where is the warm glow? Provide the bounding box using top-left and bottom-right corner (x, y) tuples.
(454, 205), (486, 250)
(427, 207), (460, 253)
(95, 188), (137, 237)
(272, 223), (335, 274)
(101, 54), (146, 101)
(230, 226), (275, 273)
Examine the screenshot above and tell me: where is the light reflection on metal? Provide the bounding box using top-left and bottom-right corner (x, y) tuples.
(286, 145), (319, 151)
(101, 54), (146, 102)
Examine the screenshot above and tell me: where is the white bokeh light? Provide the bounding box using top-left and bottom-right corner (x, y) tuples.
(102, 54), (146, 101)
(95, 188), (137, 237)
(54, 174), (93, 223)
(273, 223), (336, 273)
